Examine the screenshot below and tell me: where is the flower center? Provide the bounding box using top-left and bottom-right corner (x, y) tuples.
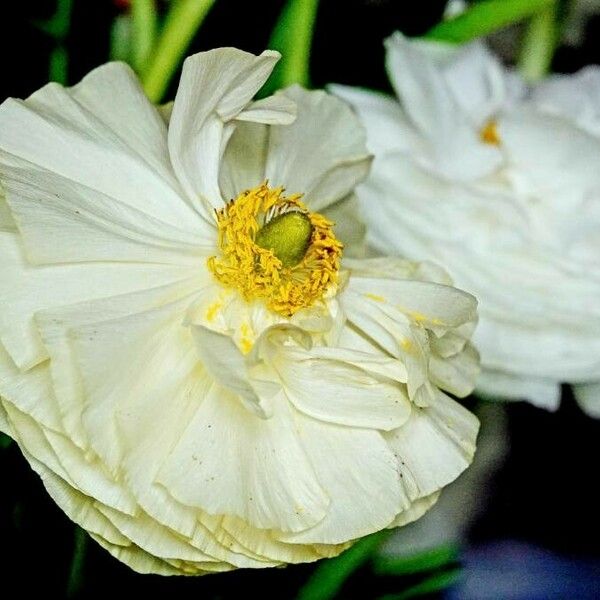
(207, 183), (343, 317)
(480, 119), (501, 145)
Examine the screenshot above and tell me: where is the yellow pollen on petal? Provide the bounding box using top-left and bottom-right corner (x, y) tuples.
(364, 293), (386, 303)
(205, 300), (223, 323)
(480, 119), (501, 146)
(207, 183), (343, 317)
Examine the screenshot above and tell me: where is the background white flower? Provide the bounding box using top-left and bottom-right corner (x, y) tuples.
(333, 33), (600, 415)
(0, 47), (479, 575)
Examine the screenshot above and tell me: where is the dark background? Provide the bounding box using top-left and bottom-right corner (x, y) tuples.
(1, 1), (600, 598)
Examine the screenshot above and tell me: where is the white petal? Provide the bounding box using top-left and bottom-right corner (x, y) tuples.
(388, 492), (440, 528)
(36, 276), (203, 447)
(0, 63), (201, 231)
(384, 390), (479, 500)
(157, 384), (329, 533)
(277, 413), (406, 544)
(265, 86), (372, 211)
(219, 121), (269, 200)
(263, 336), (411, 430)
(0, 230), (196, 369)
(63, 290), (198, 471)
(236, 94), (297, 125)
(346, 274), (477, 329)
(329, 84), (417, 156)
(91, 534), (186, 575)
(190, 324), (272, 418)
(322, 194), (366, 258)
(168, 48), (281, 213)
(0, 343), (62, 432)
(2, 161), (208, 265)
(0, 193), (15, 231)
(476, 369), (561, 411)
(429, 341), (480, 398)
(573, 382), (600, 418)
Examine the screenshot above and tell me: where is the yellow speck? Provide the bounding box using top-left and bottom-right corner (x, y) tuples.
(405, 309), (443, 325)
(400, 337), (413, 352)
(240, 337), (253, 354)
(205, 300), (222, 323)
(365, 293), (386, 303)
(480, 119), (501, 146)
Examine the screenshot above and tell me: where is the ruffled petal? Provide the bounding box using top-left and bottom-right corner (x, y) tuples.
(573, 382), (600, 418)
(157, 384), (329, 533)
(276, 412), (407, 545)
(0, 62), (202, 232)
(168, 49), (287, 214)
(258, 327), (411, 430)
(384, 390), (479, 500)
(0, 230), (197, 370)
(265, 86), (372, 211)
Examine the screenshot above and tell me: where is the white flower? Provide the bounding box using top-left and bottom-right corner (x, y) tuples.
(0, 48), (479, 575)
(333, 33), (600, 416)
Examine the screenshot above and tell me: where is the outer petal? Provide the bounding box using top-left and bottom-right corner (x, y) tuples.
(384, 390), (479, 501)
(276, 412), (407, 545)
(329, 84), (416, 158)
(476, 369), (561, 411)
(156, 385), (330, 533)
(0, 231), (197, 369)
(573, 382), (600, 418)
(168, 48), (288, 214)
(0, 62), (202, 233)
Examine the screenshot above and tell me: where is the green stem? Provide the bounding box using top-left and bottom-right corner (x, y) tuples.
(66, 527), (88, 599)
(518, 0), (559, 81)
(266, 0), (320, 94)
(425, 0), (554, 44)
(141, 0), (216, 102)
(131, 0), (158, 75)
(297, 530), (390, 600)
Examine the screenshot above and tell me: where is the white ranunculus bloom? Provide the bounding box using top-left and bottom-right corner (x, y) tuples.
(333, 33), (600, 416)
(0, 48), (479, 575)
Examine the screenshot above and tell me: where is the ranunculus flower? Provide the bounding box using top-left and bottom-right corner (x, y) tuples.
(0, 48), (479, 574)
(334, 33), (600, 416)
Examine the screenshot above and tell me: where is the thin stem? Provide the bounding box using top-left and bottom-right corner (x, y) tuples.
(518, 0), (559, 81)
(262, 0), (320, 96)
(142, 0), (216, 102)
(425, 0), (554, 44)
(131, 0), (158, 75)
(66, 527), (88, 598)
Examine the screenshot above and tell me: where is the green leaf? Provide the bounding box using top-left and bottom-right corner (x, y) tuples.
(377, 568), (462, 600)
(297, 530), (390, 600)
(0, 432), (12, 449)
(425, 0), (555, 44)
(142, 0), (216, 102)
(373, 544), (459, 577)
(131, 0), (158, 75)
(262, 0), (321, 97)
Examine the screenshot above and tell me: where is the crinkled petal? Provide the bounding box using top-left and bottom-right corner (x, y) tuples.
(384, 390), (479, 500)
(168, 48), (285, 214)
(0, 62), (202, 232)
(157, 384), (329, 533)
(277, 412), (406, 545)
(265, 86), (372, 211)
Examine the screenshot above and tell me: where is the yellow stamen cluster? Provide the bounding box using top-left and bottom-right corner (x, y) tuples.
(207, 183), (343, 317)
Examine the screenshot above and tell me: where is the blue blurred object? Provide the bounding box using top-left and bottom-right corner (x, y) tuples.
(447, 540), (600, 600)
